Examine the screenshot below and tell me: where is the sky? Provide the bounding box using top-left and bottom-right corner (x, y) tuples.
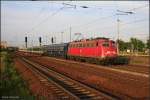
(1, 1), (149, 48)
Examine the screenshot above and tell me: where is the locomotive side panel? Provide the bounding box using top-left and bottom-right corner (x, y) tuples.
(67, 38), (117, 58)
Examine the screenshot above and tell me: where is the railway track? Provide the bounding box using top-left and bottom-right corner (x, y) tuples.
(19, 57), (117, 100)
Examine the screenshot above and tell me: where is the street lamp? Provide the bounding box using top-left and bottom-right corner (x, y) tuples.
(116, 10), (134, 55)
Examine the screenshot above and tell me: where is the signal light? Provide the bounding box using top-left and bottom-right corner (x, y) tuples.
(39, 37), (42, 43)
(25, 37), (27, 42)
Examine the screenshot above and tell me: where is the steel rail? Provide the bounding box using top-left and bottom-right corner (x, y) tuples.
(20, 57), (117, 100)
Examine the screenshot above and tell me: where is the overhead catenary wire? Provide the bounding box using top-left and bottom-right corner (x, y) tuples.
(24, 2), (148, 43)
(128, 4), (149, 11)
(26, 6), (66, 34)
(120, 18), (148, 27)
(51, 1), (102, 10)
(80, 17), (148, 34)
(28, 2), (148, 33)
(121, 24), (149, 32)
(27, 6), (47, 32)
(72, 15), (114, 29)
(56, 3), (148, 34)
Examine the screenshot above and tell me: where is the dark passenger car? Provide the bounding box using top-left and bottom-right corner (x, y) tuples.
(42, 43), (69, 58)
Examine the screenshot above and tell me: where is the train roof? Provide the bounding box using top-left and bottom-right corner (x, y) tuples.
(71, 37), (112, 44)
(42, 43), (68, 48)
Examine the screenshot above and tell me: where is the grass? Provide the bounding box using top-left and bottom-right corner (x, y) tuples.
(0, 51), (36, 100)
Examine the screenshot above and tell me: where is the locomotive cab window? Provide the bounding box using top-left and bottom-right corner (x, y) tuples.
(112, 41), (116, 47)
(102, 42), (109, 47)
(96, 42), (98, 46)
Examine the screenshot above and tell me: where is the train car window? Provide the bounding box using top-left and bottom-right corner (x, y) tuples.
(90, 43), (92, 47)
(80, 44), (82, 47)
(112, 41), (116, 47)
(91, 43), (94, 47)
(87, 43), (89, 47)
(96, 42), (98, 46)
(76, 44), (78, 48)
(102, 42), (109, 47)
(89, 43), (91, 47)
(83, 44), (85, 47)
(78, 44), (80, 48)
(75, 44), (77, 48)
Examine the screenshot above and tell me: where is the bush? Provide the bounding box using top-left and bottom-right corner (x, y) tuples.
(0, 52), (33, 99)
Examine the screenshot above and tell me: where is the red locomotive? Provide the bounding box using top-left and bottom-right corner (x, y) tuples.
(43, 37), (129, 65)
(68, 37), (117, 58)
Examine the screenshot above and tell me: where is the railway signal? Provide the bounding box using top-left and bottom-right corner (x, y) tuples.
(51, 37), (54, 44)
(25, 36), (27, 48)
(39, 37), (42, 46)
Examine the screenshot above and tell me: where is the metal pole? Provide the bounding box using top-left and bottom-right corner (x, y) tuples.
(46, 35), (47, 44)
(61, 32), (63, 43)
(70, 26), (71, 42)
(25, 36), (27, 49)
(117, 18), (120, 55)
(32, 39), (33, 53)
(116, 10), (134, 55)
(137, 40), (138, 56)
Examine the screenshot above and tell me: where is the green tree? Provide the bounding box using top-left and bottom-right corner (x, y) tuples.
(125, 42), (132, 50)
(118, 39), (126, 51)
(130, 38), (145, 52)
(118, 40), (131, 52)
(146, 39), (150, 49)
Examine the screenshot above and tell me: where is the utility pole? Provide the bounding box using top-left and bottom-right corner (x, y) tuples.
(116, 10), (134, 55)
(61, 32), (63, 43)
(117, 18), (120, 55)
(31, 39), (33, 53)
(51, 37), (54, 44)
(39, 37), (42, 47)
(46, 35), (47, 45)
(70, 26), (71, 42)
(25, 36), (27, 49)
